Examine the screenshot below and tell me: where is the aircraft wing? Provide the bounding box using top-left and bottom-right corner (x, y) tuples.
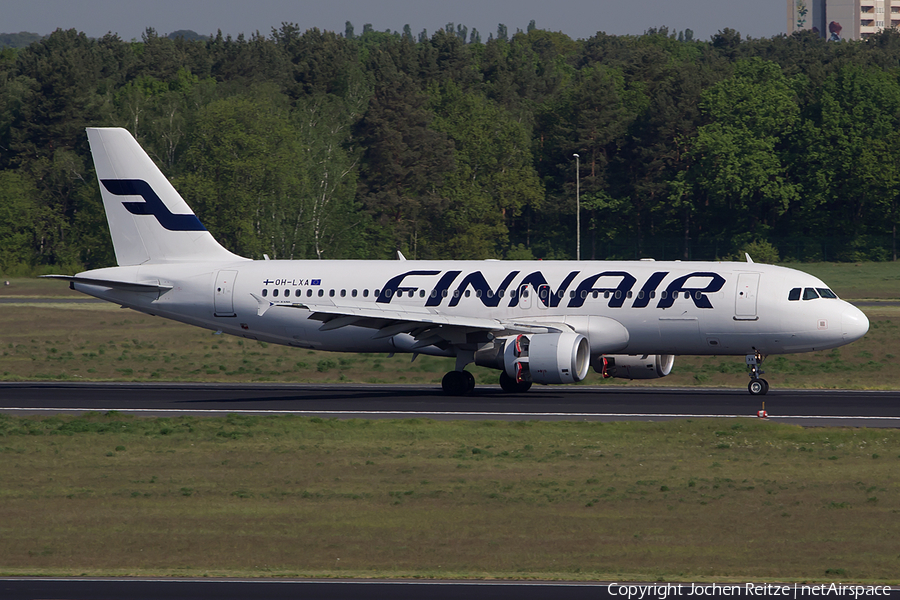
(250, 294), (567, 349)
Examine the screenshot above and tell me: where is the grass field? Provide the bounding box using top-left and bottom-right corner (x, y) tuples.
(0, 413), (898, 582)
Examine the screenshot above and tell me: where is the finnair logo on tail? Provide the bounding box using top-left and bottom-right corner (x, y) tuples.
(101, 179), (206, 231)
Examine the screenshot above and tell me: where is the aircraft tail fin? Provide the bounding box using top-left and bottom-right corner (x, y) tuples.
(87, 127), (244, 266)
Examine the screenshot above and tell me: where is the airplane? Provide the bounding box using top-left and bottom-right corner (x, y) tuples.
(45, 127), (870, 396)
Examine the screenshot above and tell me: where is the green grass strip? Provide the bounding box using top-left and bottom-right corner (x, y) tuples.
(0, 413), (898, 583)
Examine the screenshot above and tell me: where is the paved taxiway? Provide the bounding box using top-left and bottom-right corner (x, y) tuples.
(1, 382), (899, 427)
(4, 578), (894, 600)
(0, 578), (603, 600)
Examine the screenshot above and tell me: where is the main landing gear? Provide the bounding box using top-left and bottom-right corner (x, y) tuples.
(441, 370), (534, 395)
(499, 370), (532, 393)
(746, 351), (769, 395)
(441, 370), (475, 396)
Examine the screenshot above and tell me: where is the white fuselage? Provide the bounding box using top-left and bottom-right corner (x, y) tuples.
(72, 259), (869, 358)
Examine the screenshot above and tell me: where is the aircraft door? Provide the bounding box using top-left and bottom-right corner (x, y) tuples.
(734, 272), (760, 320)
(214, 270), (238, 317)
(537, 284), (550, 310)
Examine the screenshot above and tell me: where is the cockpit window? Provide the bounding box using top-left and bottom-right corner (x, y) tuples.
(802, 288), (820, 300)
(816, 288), (838, 299)
(788, 288), (801, 301)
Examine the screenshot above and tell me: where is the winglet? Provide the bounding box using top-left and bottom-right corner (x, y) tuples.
(397, 250), (407, 261)
(745, 253), (754, 264)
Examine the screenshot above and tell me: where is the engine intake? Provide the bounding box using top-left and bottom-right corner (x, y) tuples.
(476, 332), (591, 385)
(593, 354), (674, 379)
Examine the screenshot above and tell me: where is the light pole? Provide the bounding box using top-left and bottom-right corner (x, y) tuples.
(573, 153), (580, 261)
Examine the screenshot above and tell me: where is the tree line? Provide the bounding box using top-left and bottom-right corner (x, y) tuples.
(2, 22), (900, 273)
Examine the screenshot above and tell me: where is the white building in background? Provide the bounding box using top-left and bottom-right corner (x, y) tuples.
(788, 0), (900, 40)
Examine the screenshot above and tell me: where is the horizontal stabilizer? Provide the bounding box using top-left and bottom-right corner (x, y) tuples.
(40, 275), (173, 293)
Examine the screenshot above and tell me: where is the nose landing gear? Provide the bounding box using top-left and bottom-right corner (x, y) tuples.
(746, 352), (769, 395)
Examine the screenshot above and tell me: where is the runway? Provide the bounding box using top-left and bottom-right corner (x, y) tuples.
(1, 382), (899, 427)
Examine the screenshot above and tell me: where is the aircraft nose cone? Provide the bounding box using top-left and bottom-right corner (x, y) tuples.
(842, 305), (869, 343)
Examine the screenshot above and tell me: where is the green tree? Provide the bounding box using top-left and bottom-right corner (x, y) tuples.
(429, 82), (544, 258)
(355, 75), (455, 258)
(175, 92), (306, 258)
(0, 172), (42, 272)
(679, 58), (801, 254)
(795, 64), (900, 259)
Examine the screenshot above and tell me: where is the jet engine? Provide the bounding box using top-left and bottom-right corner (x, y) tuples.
(593, 354), (674, 379)
(476, 332), (591, 384)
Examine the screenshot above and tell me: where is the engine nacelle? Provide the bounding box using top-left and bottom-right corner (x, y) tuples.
(593, 354), (674, 379)
(475, 332), (591, 384)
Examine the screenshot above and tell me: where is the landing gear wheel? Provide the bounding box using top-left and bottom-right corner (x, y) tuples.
(463, 370), (476, 394)
(748, 379), (769, 396)
(499, 371), (533, 393)
(746, 352), (770, 395)
(442, 371), (474, 396)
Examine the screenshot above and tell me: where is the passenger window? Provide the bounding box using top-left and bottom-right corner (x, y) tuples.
(638, 291), (644, 299)
(262, 289), (268, 297)
(803, 288), (819, 300)
(375, 289), (380, 297)
(475, 290), (482, 299)
(431, 289), (437, 298)
(420, 290), (426, 298)
(295, 289), (301, 297)
(340, 289), (346, 297)
(307, 289), (313, 297)
(817, 288), (838, 299)
(318, 289), (324, 297)
(284, 289), (289, 297)
(329, 289), (335, 297)
(788, 288), (801, 301)
(465, 290), (471, 298)
(363, 289), (369, 298)
(352, 289), (357, 298)
(273, 289), (279, 298)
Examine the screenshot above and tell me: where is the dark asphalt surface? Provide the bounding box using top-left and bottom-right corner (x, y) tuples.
(1, 578), (896, 600)
(1, 381), (899, 426)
